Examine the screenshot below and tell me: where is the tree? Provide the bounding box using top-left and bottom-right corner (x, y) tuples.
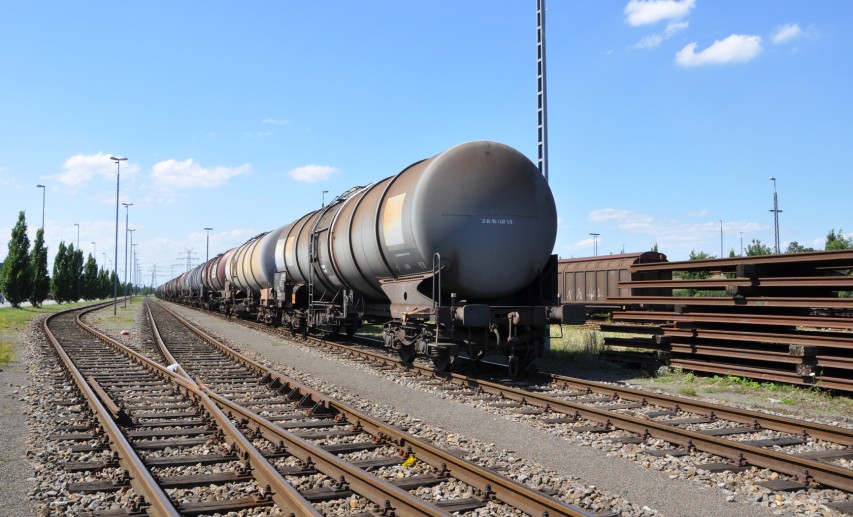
(70, 246), (83, 302)
(51, 241), (68, 303)
(745, 239), (772, 256)
(826, 229), (853, 251)
(0, 211), (32, 308)
(786, 241), (815, 254)
(82, 255), (99, 300)
(28, 228), (50, 307)
(650, 243), (659, 252)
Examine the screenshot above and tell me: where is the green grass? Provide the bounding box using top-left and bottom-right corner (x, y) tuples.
(0, 342), (14, 364)
(0, 301), (101, 365)
(678, 386), (698, 397)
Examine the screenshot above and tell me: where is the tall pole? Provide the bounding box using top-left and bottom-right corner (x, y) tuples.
(132, 243), (138, 298)
(322, 190), (328, 208)
(204, 227), (213, 262)
(739, 231), (744, 256)
(536, 0), (549, 182)
(74, 223), (79, 249)
(36, 184), (45, 230)
(110, 156), (127, 315)
(128, 229), (135, 302)
(122, 203), (133, 307)
(719, 220), (724, 258)
(102, 253), (106, 270)
(589, 232), (600, 257)
(770, 177), (781, 254)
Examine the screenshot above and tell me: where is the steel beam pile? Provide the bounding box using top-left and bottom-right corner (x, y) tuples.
(601, 249), (853, 392)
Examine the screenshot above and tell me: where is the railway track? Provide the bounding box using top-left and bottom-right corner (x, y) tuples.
(162, 301), (853, 514)
(41, 299), (615, 515)
(142, 299), (600, 516)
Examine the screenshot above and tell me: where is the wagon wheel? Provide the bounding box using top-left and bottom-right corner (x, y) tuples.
(397, 344), (416, 364)
(431, 352), (456, 373)
(507, 349), (537, 378)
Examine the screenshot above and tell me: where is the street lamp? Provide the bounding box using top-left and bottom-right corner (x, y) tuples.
(589, 233), (600, 256)
(739, 231), (744, 256)
(36, 184), (45, 230)
(719, 220), (724, 258)
(74, 223), (80, 249)
(122, 203), (133, 308)
(110, 156), (126, 315)
(204, 227), (213, 262)
(769, 177), (782, 254)
(322, 190), (329, 208)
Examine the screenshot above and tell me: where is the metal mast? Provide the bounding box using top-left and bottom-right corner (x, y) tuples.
(770, 177), (782, 254)
(536, 0), (549, 182)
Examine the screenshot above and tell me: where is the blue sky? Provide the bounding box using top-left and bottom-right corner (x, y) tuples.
(1, 1), (851, 285)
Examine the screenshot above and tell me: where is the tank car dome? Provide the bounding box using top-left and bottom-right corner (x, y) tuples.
(408, 141), (556, 298)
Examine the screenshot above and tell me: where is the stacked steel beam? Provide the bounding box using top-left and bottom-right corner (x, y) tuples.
(600, 249), (853, 392)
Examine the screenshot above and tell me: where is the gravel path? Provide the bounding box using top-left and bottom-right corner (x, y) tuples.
(0, 317), (37, 517)
(166, 303), (778, 517)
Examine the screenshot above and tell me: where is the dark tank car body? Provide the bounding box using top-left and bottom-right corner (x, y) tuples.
(157, 141), (580, 375)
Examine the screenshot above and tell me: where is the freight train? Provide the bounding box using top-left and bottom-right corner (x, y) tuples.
(157, 141), (582, 375)
(557, 252), (671, 316)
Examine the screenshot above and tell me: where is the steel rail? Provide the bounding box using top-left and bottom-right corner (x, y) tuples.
(74, 304), (322, 516)
(43, 304), (180, 517)
(434, 366), (853, 492)
(628, 249), (853, 272)
(609, 296), (853, 309)
(159, 301), (853, 491)
(153, 300), (594, 517)
(662, 326), (853, 350)
(618, 276), (853, 289)
(615, 310), (853, 330)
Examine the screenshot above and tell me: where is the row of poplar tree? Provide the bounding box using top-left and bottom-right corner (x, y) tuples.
(0, 211), (134, 308)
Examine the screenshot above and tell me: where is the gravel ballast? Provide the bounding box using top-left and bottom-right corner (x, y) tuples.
(165, 303), (780, 517)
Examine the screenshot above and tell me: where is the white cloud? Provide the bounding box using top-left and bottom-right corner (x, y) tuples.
(772, 23), (802, 44)
(624, 0), (695, 26)
(582, 208), (766, 257)
(288, 165), (340, 183)
(676, 34), (762, 67)
(634, 20), (689, 49)
(150, 159), (250, 189)
(262, 118), (289, 125)
(52, 152), (140, 190)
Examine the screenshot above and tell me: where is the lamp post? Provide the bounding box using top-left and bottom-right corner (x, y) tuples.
(110, 156), (127, 315)
(36, 184), (45, 230)
(589, 233), (600, 256)
(204, 227), (213, 262)
(122, 203), (133, 307)
(322, 190), (329, 208)
(128, 229), (135, 302)
(719, 220), (724, 258)
(739, 231), (744, 256)
(769, 177), (782, 254)
(102, 253), (106, 271)
(74, 223), (80, 249)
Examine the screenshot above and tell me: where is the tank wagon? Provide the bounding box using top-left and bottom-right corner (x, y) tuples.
(557, 251), (670, 315)
(158, 141), (581, 374)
